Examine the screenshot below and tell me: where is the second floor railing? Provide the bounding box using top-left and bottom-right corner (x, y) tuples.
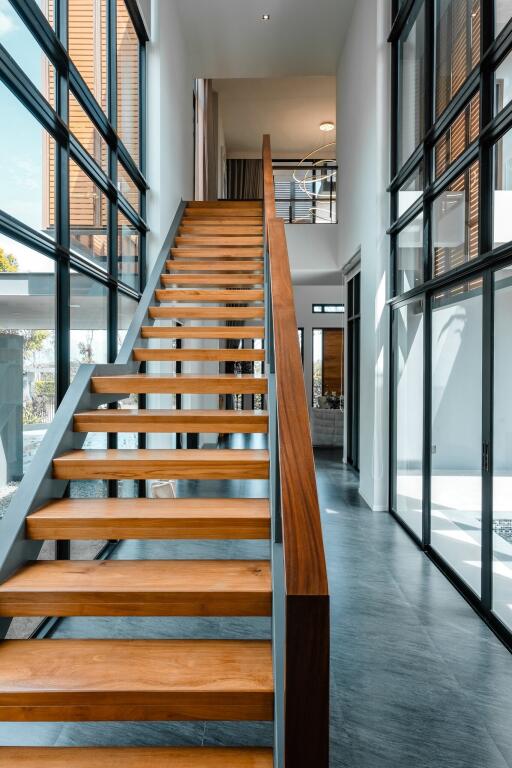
(273, 159), (337, 224)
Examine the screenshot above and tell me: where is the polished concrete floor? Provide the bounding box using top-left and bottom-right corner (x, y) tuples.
(1, 447), (512, 767)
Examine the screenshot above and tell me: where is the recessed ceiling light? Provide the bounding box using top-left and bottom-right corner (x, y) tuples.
(262, 13), (270, 20)
(319, 122), (335, 132)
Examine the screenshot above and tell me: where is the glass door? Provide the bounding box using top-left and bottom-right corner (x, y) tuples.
(493, 265), (512, 631)
(430, 279), (483, 596)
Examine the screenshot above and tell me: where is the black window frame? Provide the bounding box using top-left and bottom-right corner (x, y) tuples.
(389, 0), (512, 651)
(0, 0), (148, 401)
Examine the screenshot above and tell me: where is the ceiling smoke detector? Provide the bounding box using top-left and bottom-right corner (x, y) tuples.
(319, 122), (335, 132)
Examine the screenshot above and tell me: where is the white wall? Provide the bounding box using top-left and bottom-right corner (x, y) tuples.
(337, 0), (391, 511)
(146, 0), (194, 269)
(285, 224), (340, 283)
(293, 285), (344, 411)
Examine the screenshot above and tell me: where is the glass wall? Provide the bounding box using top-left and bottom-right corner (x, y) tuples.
(0, 0), (147, 636)
(493, 266), (512, 630)
(390, 0), (512, 643)
(431, 282), (483, 595)
(392, 300), (424, 538)
(398, 3), (425, 167)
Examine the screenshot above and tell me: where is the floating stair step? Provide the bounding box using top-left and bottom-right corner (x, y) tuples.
(91, 374), (268, 394)
(179, 226), (263, 236)
(175, 237), (263, 247)
(149, 306), (265, 320)
(171, 248), (263, 259)
(168, 261), (263, 273)
(74, 409), (269, 433)
(161, 275), (263, 286)
(0, 560), (272, 617)
(133, 348), (265, 363)
(53, 449), (270, 480)
(141, 326), (265, 339)
(186, 201), (262, 209)
(0, 639), (273, 721)
(184, 209), (263, 218)
(27, 498), (271, 541)
(155, 288), (264, 302)
(181, 215), (263, 224)
(5, 747), (273, 768)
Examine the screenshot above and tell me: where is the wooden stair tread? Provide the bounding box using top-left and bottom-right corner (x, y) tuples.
(155, 289), (264, 302)
(171, 248), (263, 259)
(141, 326), (265, 339)
(2, 747), (273, 768)
(186, 201), (262, 208)
(0, 639), (273, 721)
(161, 275), (263, 286)
(149, 306), (265, 320)
(27, 498), (270, 540)
(179, 226), (263, 235)
(168, 261), (263, 272)
(175, 236), (263, 247)
(27, 498), (271, 540)
(184, 210), (263, 218)
(132, 348), (265, 362)
(53, 449), (270, 480)
(74, 409), (269, 433)
(0, 560), (271, 617)
(90, 373), (268, 394)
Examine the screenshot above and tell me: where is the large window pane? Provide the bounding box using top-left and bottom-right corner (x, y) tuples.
(0, 0), (55, 105)
(432, 161), (479, 276)
(493, 265), (512, 630)
(70, 93), (108, 174)
(70, 272), (108, 381)
(398, 163), (423, 218)
(0, 236), (55, 521)
(393, 300), (424, 539)
(435, 0), (481, 119)
(118, 291), (138, 351)
(118, 212), (140, 289)
(117, 0), (140, 164)
(68, 0), (108, 112)
(398, 3), (425, 168)
(495, 0), (512, 36)
(431, 280), (483, 596)
(495, 50), (512, 116)
(0, 82), (55, 239)
(493, 128), (512, 249)
(118, 162), (140, 212)
(434, 94), (480, 179)
(396, 213), (424, 294)
(70, 160), (109, 269)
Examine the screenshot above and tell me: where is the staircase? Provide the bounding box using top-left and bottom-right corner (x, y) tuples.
(0, 138), (329, 767)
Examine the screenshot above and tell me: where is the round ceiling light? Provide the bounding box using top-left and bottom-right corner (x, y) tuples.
(319, 121), (335, 132)
(262, 13), (270, 20)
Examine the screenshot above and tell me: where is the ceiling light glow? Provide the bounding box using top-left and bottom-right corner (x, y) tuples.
(319, 121), (335, 132)
(262, 13), (270, 20)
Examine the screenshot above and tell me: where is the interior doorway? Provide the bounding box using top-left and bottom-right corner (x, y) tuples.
(346, 271), (360, 471)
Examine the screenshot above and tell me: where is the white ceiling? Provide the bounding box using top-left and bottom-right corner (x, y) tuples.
(214, 76), (336, 157)
(174, 0), (356, 78)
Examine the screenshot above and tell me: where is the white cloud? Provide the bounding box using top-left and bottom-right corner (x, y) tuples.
(0, 9), (16, 37)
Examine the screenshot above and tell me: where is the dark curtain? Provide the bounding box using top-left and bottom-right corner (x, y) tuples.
(226, 159), (263, 200)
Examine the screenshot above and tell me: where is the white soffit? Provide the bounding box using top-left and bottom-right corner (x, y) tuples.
(174, 0), (356, 78)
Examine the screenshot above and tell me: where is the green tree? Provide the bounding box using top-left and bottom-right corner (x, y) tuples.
(0, 247), (18, 273)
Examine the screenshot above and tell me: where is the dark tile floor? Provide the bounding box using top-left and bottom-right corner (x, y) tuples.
(1, 447), (512, 767)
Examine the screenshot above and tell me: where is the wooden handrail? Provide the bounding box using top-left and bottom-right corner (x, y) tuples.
(262, 134), (276, 225)
(262, 134), (329, 768)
